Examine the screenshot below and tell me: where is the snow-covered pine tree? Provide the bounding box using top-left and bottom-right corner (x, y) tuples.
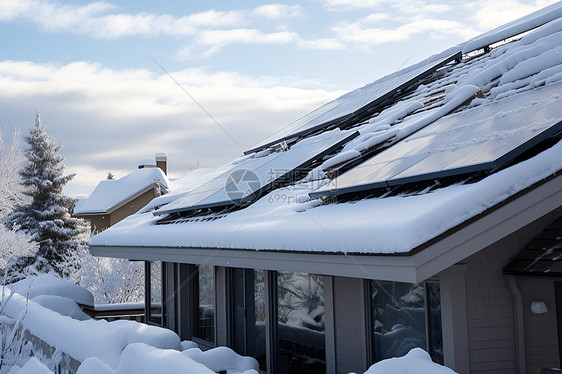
(4, 113), (88, 281)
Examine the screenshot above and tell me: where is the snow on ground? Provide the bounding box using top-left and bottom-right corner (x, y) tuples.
(11, 274), (94, 307)
(363, 348), (457, 374)
(0, 277), (265, 374)
(1, 283), (180, 368)
(7, 357), (53, 374)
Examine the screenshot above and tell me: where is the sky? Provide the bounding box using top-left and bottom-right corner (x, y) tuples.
(0, 0), (557, 197)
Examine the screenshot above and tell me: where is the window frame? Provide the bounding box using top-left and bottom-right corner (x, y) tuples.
(366, 279), (443, 366)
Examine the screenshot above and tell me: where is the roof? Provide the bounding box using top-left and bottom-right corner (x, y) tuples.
(74, 167), (169, 215)
(92, 3), (562, 259)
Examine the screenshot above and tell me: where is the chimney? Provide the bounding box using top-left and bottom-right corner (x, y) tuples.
(155, 152), (168, 175)
(138, 158), (156, 169)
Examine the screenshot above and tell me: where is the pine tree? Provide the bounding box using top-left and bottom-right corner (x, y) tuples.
(4, 113), (88, 281)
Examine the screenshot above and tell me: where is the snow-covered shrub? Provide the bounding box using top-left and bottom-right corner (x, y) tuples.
(77, 253), (144, 304)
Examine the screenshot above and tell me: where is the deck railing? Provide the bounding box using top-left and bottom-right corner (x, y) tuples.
(79, 302), (145, 322)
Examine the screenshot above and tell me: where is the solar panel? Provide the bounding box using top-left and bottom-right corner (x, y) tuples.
(310, 80), (562, 198)
(245, 51), (461, 155)
(155, 129), (359, 216)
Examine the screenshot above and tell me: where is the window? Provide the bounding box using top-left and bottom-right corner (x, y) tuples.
(556, 281), (562, 365)
(277, 272), (325, 374)
(193, 264), (215, 344)
(230, 268), (267, 371)
(145, 261), (164, 326)
(370, 280), (443, 364)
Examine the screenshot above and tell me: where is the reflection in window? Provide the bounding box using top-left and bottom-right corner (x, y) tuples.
(277, 272), (325, 374)
(231, 269), (266, 371)
(148, 261), (163, 325)
(426, 282), (443, 364)
(194, 265), (215, 343)
(371, 280), (442, 363)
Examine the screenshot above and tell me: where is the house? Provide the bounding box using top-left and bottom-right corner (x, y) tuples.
(73, 153), (169, 232)
(91, 4), (562, 374)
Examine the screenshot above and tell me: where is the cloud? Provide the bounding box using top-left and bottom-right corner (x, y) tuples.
(332, 17), (466, 46)
(467, 0), (559, 31)
(198, 29), (299, 46)
(297, 38), (345, 50)
(0, 60), (343, 196)
(0, 0), (300, 39)
(251, 4), (303, 19)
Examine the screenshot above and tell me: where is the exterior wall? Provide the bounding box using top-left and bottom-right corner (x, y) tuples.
(519, 279), (559, 373)
(86, 214), (110, 232)
(109, 188), (157, 226)
(464, 208), (561, 374)
(332, 276), (368, 374)
(77, 188), (157, 233)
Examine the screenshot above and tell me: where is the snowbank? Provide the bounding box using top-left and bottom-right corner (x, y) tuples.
(76, 343), (214, 374)
(75, 343), (261, 374)
(11, 274), (94, 307)
(31, 295), (90, 321)
(1, 287), (180, 368)
(8, 358), (53, 374)
(363, 348), (457, 374)
(183, 347), (259, 373)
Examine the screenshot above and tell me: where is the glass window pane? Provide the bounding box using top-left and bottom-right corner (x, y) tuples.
(426, 282), (443, 364)
(232, 268), (245, 353)
(371, 280), (426, 361)
(195, 265), (215, 343)
(253, 269), (266, 370)
(149, 261), (162, 325)
(277, 272), (325, 374)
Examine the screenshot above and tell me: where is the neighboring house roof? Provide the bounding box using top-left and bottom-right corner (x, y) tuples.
(74, 168), (169, 215)
(92, 3), (562, 280)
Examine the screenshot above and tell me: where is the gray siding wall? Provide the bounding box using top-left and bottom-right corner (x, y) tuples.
(519, 279), (559, 373)
(464, 208), (560, 374)
(333, 276), (368, 374)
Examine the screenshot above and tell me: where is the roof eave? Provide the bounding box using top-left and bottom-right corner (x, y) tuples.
(91, 170), (562, 283)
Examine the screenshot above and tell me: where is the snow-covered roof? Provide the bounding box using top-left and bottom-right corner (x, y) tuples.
(92, 4), (562, 255)
(74, 167), (169, 215)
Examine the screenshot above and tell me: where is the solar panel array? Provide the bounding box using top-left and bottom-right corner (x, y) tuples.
(154, 129), (359, 216)
(245, 51), (461, 155)
(310, 81), (562, 198)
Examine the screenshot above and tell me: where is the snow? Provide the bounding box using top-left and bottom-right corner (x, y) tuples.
(91, 6), (562, 255)
(73, 167), (168, 215)
(183, 347), (260, 373)
(364, 348), (457, 374)
(76, 343), (215, 374)
(8, 358), (53, 374)
(31, 295), (91, 321)
(1, 286), (180, 368)
(320, 150), (361, 171)
(11, 274), (94, 307)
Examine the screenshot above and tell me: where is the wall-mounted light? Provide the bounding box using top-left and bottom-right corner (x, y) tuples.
(530, 300), (548, 314)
